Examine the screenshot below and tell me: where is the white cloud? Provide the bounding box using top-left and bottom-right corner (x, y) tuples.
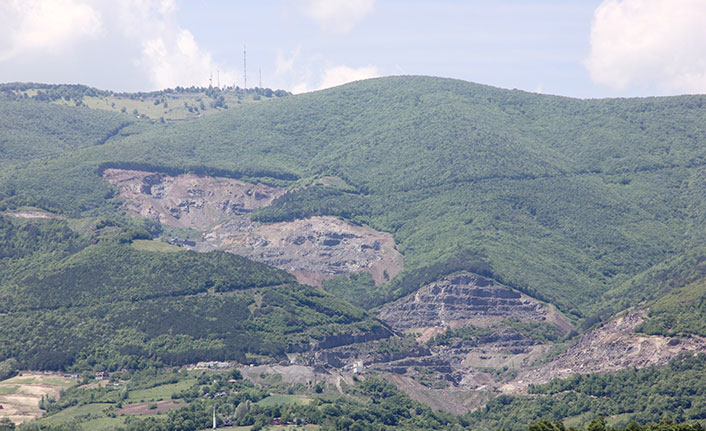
(302, 0), (375, 34)
(586, 0), (706, 94)
(289, 64), (379, 94)
(291, 82), (312, 94)
(319, 65), (379, 90)
(114, 0), (238, 89)
(0, 0), (102, 61)
(0, 0), (238, 90)
(137, 25), (237, 90)
(275, 47), (301, 76)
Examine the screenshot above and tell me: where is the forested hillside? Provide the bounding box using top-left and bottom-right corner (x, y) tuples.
(4, 77), (706, 318)
(5, 77), (706, 430)
(0, 215), (382, 371)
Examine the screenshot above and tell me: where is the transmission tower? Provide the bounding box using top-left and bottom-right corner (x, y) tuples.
(243, 45), (247, 89)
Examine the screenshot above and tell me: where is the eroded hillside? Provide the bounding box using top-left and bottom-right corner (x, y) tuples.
(103, 168), (403, 286)
(507, 310), (706, 392)
(299, 273), (706, 413)
(378, 272), (571, 338)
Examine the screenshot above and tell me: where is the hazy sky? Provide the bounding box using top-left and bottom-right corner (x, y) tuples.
(2, 0), (706, 98)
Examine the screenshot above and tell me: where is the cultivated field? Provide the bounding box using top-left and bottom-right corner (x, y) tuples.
(0, 372), (75, 424)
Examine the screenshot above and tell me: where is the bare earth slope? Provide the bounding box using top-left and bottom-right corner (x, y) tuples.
(378, 272), (571, 340)
(369, 274), (706, 412)
(103, 169), (403, 286)
(507, 310), (706, 392)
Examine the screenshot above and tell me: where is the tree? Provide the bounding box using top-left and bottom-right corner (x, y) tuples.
(0, 418), (14, 431)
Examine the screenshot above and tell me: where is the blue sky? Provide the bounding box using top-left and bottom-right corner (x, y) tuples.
(1, 1), (706, 98)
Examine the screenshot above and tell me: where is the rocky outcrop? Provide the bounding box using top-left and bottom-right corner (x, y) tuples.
(505, 310), (706, 392)
(103, 168), (284, 230)
(377, 272), (558, 333)
(103, 169), (403, 286)
(202, 216), (403, 286)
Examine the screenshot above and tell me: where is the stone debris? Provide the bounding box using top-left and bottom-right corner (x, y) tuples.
(103, 169), (403, 285)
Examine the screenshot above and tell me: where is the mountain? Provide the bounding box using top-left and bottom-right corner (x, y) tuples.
(0, 215), (386, 371)
(4, 77), (706, 429)
(4, 77), (706, 317)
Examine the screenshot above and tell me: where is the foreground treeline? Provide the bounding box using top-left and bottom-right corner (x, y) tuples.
(528, 418), (705, 431)
(14, 373), (706, 431)
(468, 353), (706, 430)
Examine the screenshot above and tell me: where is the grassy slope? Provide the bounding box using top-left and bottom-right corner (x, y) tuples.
(3, 76), (706, 318)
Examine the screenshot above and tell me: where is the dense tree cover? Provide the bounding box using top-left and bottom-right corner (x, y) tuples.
(0, 241), (293, 311)
(527, 418), (705, 431)
(638, 278), (706, 336)
(0, 98), (134, 168)
(0, 358), (18, 381)
(601, 247), (706, 320)
(467, 353), (706, 430)
(251, 185), (371, 223)
(593, 246), (706, 336)
(0, 218), (380, 371)
(427, 318), (564, 347)
(4, 76), (706, 317)
(0, 215), (85, 262)
(0, 274), (379, 371)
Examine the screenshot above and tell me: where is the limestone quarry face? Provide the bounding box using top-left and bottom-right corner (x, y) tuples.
(371, 280), (706, 412)
(377, 272), (571, 338)
(102, 168), (285, 230)
(103, 169), (706, 415)
(374, 272), (572, 390)
(505, 310), (706, 392)
(202, 215), (402, 286)
(103, 169), (403, 285)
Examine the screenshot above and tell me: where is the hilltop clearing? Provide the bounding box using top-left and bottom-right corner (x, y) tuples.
(0, 82), (289, 121)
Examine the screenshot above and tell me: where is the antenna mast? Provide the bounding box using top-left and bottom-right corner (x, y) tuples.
(209, 72), (212, 88)
(217, 70), (220, 89)
(243, 45), (247, 89)
(259, 68), (262, 88)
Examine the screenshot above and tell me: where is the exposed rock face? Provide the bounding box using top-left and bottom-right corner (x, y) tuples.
(102, 169), (284, 230)
(201, 216), (402, 286)
(103, 169), (403, 286)
(377, 272), (560, 334)
(377, 273), (569, 374)
(370, 273), (575, 411)
(506, 310), (706, 392)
